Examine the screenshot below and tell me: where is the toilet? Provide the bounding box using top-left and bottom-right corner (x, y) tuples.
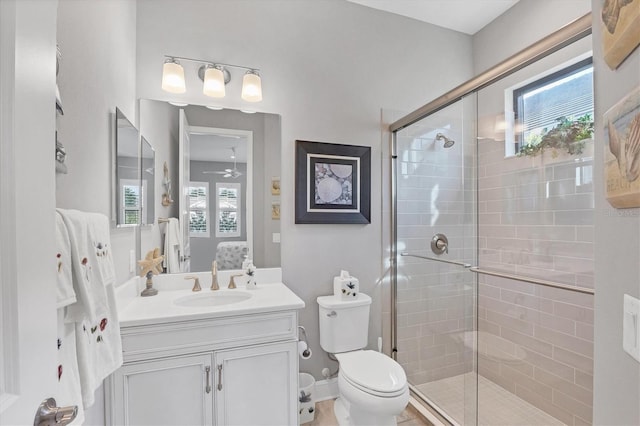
(317, 293), (409, 426)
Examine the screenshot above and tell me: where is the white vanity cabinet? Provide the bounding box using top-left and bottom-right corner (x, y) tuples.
(106, 310), (299, 426)
(109, 353), (214, 425)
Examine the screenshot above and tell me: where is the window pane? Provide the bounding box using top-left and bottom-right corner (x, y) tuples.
(189, 210), (207, 233)
(188, 182), (209, 237)
(218, 211), (238, 233)
(518, 65), (593, 146)
(124, 209), (139, 225)
(218, 187), (238, 209)
(123, 185), (140, 208)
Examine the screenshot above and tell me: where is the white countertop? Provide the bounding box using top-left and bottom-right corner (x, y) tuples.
(115, 268), (305, 327)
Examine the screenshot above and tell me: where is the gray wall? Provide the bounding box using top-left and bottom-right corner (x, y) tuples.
(56, 0), (137, 286)
(591, 0), (640, 424)
(472, 0), (591, 74)
(136, 0), (473, 379)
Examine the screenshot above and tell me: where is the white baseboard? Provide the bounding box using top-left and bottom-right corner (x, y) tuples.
(314, 377), (338, 402)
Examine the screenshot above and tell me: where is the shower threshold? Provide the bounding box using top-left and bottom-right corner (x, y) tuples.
(414, 373), (565, 426)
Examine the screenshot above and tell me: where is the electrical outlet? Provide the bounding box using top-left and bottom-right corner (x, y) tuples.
(623, 294), (640, 363)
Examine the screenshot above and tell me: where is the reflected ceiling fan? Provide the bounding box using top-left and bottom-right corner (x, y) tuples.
(203, 147), (243, 178)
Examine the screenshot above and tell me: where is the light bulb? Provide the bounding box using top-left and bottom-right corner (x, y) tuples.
(161, 59), (186, 94)
(241, 70), (262, 102)
(203, 65), (226, 98)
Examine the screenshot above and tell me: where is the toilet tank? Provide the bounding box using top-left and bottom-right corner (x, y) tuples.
(317, 293), (372, 353)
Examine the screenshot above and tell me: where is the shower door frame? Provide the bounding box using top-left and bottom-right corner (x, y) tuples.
(389, 12), (593, 424)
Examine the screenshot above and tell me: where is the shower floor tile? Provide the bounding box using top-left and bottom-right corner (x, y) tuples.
(416, 373), (565, 426)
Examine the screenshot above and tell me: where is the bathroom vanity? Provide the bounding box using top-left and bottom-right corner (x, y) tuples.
(106, 268), (304, 425)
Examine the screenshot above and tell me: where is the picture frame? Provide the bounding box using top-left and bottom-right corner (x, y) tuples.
(295, 140), (371, 224)
(271, 176), (280, 195)
(271, 202), (280, 220)
(604, 85), (640, 208)
(601, 0), (640, 70)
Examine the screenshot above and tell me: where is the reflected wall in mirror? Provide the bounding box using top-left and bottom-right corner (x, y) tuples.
(139, 100), (281, 272)
(115, 108), (140, 227)
(141, 136), (155, 226)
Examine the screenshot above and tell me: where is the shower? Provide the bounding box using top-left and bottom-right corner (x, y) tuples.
(389, 13), (595, 426)
(435, 132), (455, 148)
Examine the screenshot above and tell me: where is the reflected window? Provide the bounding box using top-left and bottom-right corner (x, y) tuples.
(216, 182), (241, 238)
(189, 182), (209, 237)
(120, 179), (144, 226)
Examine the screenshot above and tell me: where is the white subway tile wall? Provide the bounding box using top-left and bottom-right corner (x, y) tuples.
(477, 137), (594, 425)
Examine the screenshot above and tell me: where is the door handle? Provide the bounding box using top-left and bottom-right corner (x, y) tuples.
(34, 398), (78, 426)
(217, 364), (223, 391)
(205, 365), (212, 393)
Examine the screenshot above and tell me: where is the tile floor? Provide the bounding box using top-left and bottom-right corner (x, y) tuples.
(416, 373), (564, 425)
(307, 399), (431, 426)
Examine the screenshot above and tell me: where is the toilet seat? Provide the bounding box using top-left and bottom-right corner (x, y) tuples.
(335, 350), (407, 397)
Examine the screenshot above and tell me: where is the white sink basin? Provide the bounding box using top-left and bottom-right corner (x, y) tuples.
(174, 291), (253, 307)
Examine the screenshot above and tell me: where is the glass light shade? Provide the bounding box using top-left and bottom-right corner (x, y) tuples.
(241, 71), (262, 102)
(203, 66), (226, 98)
(162, 60), (186, 93)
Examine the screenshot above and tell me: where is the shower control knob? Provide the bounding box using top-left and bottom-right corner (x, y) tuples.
(431, 233), (449, 255)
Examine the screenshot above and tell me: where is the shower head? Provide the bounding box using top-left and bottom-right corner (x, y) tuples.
(435, 133), (455, 148)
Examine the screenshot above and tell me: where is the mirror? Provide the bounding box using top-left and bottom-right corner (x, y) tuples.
(115, 108), (140, 227)
(141, 136), (155, 226)
(139, 100), (281, 272)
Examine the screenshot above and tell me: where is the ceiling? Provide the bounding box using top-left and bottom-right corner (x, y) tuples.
(190, 133), (248, 163)
(346, 0), (520, 35)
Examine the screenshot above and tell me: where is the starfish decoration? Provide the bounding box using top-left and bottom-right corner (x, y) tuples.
(138, 248), (164, 277)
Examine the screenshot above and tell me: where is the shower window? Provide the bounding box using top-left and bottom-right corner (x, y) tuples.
(508, 56), (593, 156)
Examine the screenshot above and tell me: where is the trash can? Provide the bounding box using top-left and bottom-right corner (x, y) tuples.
(298, 372), (316, 424)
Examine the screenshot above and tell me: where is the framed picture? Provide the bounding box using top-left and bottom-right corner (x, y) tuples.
(271, 176), (280, 195)
(601, 0), (640, 70)
(271, 202), (280, 220)
(604, 85), (640, 208)
(295, 140), (371, 224)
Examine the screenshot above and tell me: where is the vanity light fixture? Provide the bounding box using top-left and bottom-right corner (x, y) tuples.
(161, 55), (262, 102)
(241, 70), (262, 102)
(161, 58), (186, 93)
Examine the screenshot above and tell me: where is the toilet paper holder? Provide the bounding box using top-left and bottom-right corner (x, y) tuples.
(298, 326), (311, 358)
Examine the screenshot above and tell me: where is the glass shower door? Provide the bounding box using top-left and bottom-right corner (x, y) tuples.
(393, 94), (478, 425)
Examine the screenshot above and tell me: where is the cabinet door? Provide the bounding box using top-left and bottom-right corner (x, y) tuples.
(214, 341), (297, 426)
(109, 353), (214, 425)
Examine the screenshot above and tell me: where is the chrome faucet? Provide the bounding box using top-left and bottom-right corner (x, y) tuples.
(211, 261), (219, 291)
(228, 274), (243, 289)
(185, 276), (202, 292)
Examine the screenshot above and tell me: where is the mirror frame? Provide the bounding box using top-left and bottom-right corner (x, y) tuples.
(140, 135), (155, 226)
(114, 107), (141, 228)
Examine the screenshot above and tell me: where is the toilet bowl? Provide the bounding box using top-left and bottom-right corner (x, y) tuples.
(335, 350), (409, 425)
(317, 293), (409, 426)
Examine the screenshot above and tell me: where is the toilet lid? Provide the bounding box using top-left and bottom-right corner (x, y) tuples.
(335, 350), (407, 395)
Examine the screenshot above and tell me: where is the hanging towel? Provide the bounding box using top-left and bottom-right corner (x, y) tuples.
(56, 208), (123, 408)
(163, 217), (183, 273)
(56, 309), (84, 425)
(55, 212), (76, 308)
